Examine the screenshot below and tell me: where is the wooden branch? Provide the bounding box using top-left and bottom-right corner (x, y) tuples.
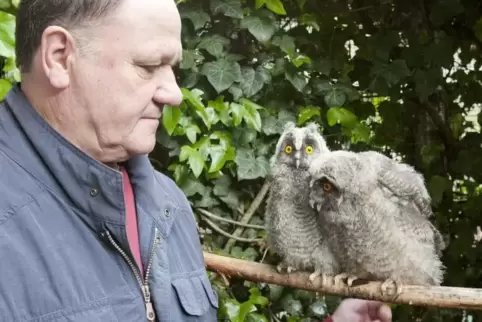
(204, 252), (482, 311)
(224, 181), (270, 251)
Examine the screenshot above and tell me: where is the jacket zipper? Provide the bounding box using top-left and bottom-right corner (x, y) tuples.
(104, 228), (161, 322)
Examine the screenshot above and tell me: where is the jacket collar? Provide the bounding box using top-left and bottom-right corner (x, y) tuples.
(2, 84), (163, 226)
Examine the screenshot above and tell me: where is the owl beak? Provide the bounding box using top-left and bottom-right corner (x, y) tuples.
(294, 152), (300, 168)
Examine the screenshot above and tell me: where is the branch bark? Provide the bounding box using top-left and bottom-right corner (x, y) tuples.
(204, 252), (482, 311)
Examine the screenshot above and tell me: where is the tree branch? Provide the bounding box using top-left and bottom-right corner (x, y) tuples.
(202, 217), (262, 243)
(224, 181), (270, 251)
(204, 252), (482, 311)
(197, 208), (265, 229)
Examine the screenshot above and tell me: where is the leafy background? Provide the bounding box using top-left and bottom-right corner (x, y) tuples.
(1, 0), (482, 320)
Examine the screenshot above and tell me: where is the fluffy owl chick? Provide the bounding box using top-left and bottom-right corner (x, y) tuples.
(307, 150), (445, 298)
(265, 122), (339, 284)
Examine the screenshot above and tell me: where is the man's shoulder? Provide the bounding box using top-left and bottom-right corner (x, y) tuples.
(152, 169), (192, 211)
(0, 149), (46, 225)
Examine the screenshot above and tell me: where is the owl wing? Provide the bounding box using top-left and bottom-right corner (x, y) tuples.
(377, 166), (433, 218)
(378, 179), (446, 255)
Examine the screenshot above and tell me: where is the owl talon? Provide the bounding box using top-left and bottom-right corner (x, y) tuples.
(380, 278), (403, 300)
(276, 262), (297, 275)
(334, 273), (359, 286)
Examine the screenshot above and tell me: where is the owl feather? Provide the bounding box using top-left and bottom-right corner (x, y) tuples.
(265, 122), (338, 282)
(308, 150), (445, 297)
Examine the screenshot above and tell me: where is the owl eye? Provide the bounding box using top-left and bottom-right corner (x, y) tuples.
(305, 145), (314, 154)
(285, 145), (293, 154)
(323, 182), (332, 192)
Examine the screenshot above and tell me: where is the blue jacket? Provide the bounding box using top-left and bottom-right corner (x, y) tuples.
(0, 85), (219, 321)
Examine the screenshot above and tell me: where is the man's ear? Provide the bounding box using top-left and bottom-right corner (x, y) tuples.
(40, 25), (77, 89)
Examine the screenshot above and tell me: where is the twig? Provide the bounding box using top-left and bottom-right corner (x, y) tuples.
(203, 252), (482, 311)
(224, 181), (271, 251)
(203, 217), (262, 243)
(197, 208), (265, 230)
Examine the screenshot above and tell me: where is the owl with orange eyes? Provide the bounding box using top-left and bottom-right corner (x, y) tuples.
(307, 150), (445, 298)
(265, 121), (339, 284)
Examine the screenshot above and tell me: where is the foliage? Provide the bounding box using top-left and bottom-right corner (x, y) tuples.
(1, 0), (482, 320)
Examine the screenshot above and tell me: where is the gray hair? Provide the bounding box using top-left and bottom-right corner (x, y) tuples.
(16, 0), (123, 73)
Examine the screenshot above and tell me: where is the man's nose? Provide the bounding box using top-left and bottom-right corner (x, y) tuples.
(153, 69), (183, 107)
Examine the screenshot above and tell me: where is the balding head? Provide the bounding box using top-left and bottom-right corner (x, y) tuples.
(17, 0), (183, 166)
(16, 0), (124, 73)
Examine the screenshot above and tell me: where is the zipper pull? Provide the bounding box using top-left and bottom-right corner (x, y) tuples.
(145, 301), (156, 321)
(142, 285), (156, 321)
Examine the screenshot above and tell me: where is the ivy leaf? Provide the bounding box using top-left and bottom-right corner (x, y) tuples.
(0, 11), (16, 58)
(210, 0), (244, 19)
(285, 71), (307, 92)
(197, 35), (230, 58)
(202, 59), (242, 93)
(180, 146), (206, 178)
(264, 0), (287, 15)
(180, 177), (207, 197)
(371, 59), (411, 86)
(324, 88), (346, 107)
(291, 54), (312, 67)
(185, 124), (201, 143)
(240, 14), (277, 42)
(242, 99), (263, 132)
(182, 89), (211, 129)
(263, 110), (297, 135)
(272, 35), (295, 55)
(326, 107), (358, 128)
(239, 67), (266, 97)
(180, 9), (210, 30)
(428, 175), (452, 206)
(297, 106), (321, 125)
(162, 105), (181, 135)
(229, 85), (243, 101)
(235, 148), (270, 180)
(350, 122), (371, 143)
(0, 79), (12, 100)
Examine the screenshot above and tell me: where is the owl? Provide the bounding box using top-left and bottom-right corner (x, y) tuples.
(307, 150), (445, 297)
(265, 121), (339, 284)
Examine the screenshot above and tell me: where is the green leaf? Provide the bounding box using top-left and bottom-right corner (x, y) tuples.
(180, 9), (210, 30)
(231, 102), (245, 127)
(239, 66), (265, 97)
(285, 71), (307, 92)
(247, 313), (269, 322)
(428, 175), (451, 206)
(324, 88), (346, 107)
(326, 107), (357, 128)
(210, 0), (244, 19)
(197, 35), (230, 58)
(201, 59), (242, 93)
(179, 177), (207, 197)
(370, 59), (411, 86)
(242, 99), (263, 132)
(297, 106), (320, 125)
(162, 106), (181, 135)
(291, 54), (312, 68)
(0, 78), (12, 100)
(0, 11), (16, 58)
(249, 288), (270, 307)
(263, 109), (297, 135)
(235, 148), (270, 180)
(185, 124), (201, 143)
(272, 35), (296, 55)
(264, 0), (287, 15)
(180, 146), (206, 177)
(240, 14), (277, 42)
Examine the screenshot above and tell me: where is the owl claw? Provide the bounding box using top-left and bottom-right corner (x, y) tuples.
(334, 273), (359, 287)
(276, 262), (297, 275)
(309, 270), (333, 286)
(380, 278), (403, 300)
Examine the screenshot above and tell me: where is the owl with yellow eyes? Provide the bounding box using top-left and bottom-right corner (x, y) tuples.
(265, 121), (339, 284)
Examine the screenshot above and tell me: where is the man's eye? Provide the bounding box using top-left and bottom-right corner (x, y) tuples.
(140, 64), (161, 73)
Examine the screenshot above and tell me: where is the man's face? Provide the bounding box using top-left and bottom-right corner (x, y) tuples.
(71, 0), (183, 160)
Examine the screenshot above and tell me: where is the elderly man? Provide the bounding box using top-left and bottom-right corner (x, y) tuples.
(0, 0), (391, 321)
